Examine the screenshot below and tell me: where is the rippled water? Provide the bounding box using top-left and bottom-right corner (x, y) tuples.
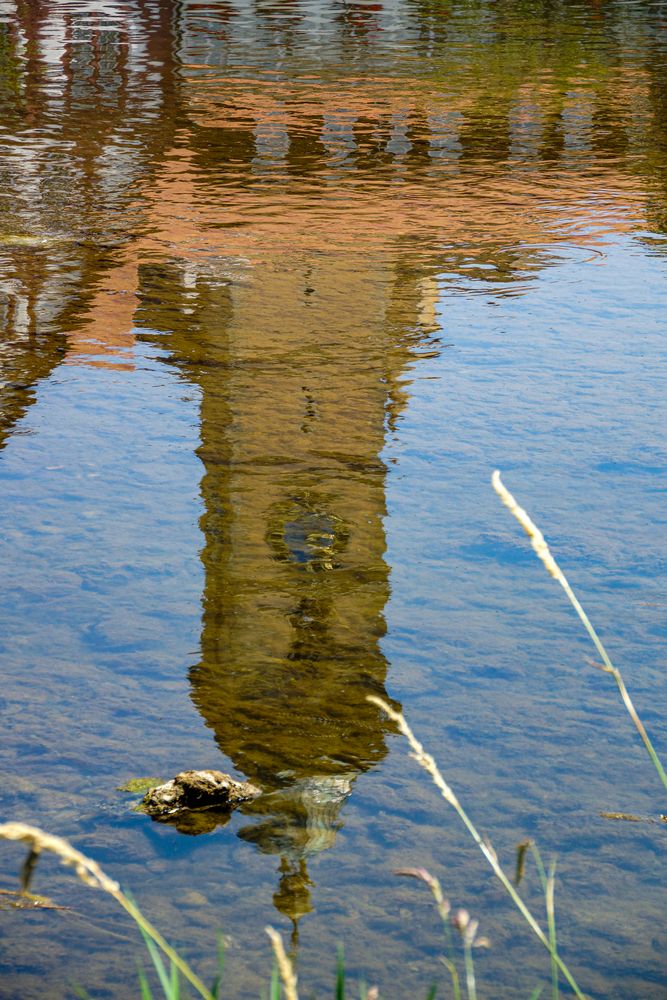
(1, 2), (666, 997)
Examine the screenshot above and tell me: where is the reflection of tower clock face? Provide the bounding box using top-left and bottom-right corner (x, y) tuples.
(267, 491), (350, 572)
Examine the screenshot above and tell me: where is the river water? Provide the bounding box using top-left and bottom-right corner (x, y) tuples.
(0, 2), (666, 998)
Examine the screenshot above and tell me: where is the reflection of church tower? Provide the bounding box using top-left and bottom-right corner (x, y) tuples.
(137, 237), (438, 928)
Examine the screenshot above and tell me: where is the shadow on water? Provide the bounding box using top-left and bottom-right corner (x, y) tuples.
(0, 0), (667, 995)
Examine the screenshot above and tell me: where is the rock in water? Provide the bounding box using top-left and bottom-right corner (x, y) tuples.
(142, 770), (261, 819)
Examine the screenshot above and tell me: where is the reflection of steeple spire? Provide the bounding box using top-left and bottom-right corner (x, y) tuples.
(273, 857), (314, 958)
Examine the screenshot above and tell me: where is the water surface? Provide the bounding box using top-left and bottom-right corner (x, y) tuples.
(0, 2), (666, 997)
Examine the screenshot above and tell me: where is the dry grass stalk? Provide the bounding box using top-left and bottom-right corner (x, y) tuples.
(368, 697), (587, 1000)
(266, 926), (299, 1000)
(0, 822), (120, 894)
(492, 470), (667, 796)
(0, 822), (215, 1000)
(395, 867), (463, 999)
(395, 867), (451, 925)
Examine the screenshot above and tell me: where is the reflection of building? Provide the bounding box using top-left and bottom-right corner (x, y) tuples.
(2, 0), (665, 444)
(0, 0), (179, 447)
(2, 0), (667, 937)
(136, 251), (438, 930)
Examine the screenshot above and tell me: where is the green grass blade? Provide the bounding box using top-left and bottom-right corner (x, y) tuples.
(546, 861), (559, 1000)
(462, 941), (477, 1000)
(528, 988), (544, 1000)
(141, 925), (176, 998)
(270, 965), (280, 1000)
(211, 933), (225, 999)
(425, 985), (438, 1000)
(441, 958), (461, 1000)
(138, 966), (155, 1000)
(170, 959), (180, 1000)
(530, 846), (559, 1000)
(336, 945), (345, 1000)
(529, 845), (548, 895)
(120, 890), (213, 1000)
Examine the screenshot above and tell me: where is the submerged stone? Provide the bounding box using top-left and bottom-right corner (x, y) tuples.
(117, 777), (163, 794)
(142, 770), (261, 821)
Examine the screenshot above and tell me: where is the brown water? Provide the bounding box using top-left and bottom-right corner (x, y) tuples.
(1, 1), (667, 997)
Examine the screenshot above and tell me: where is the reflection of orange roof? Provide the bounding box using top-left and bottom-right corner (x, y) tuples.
(65, 260), (138, 370)
(144, 60), (650, 253)
(183, 62), (653, 132)
(65, 67), (651, 359)
(139, 146), (645, 257)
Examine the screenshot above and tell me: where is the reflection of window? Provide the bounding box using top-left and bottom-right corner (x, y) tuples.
(267, 493), (349, 572)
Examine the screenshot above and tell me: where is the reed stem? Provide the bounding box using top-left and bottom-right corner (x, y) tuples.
(266, 927), (299, 1000)
(492, 470), (667, 796)
(368, 698), (587, 1000)
(0, 823), (214, 1000)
